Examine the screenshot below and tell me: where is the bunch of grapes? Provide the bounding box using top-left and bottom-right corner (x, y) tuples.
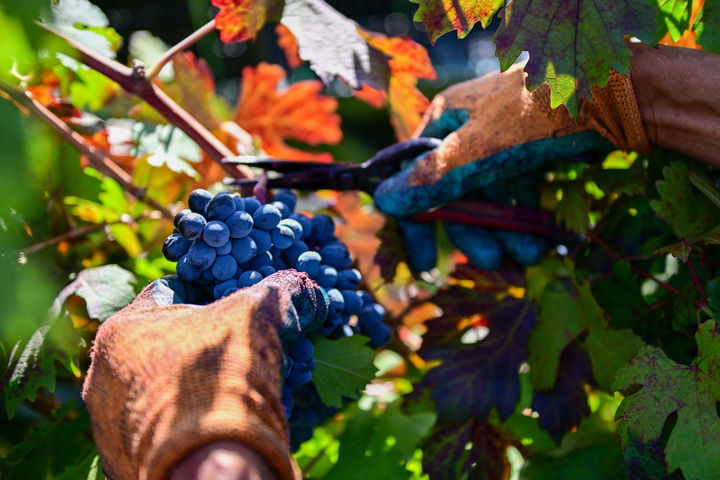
(159, 188), (390, 446)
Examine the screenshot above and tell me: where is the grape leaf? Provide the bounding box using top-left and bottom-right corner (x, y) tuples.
(656, 0), (691, 41)
(650, 160), (720, 261)
(358, 31), (437, 140)
(373, 218), (405, 282)
(410, 0), (504, 43)
(419, 294), (536, 422)
(129, 31), (174, 82)
(46, 0), (121, 58)
(312, 335), (377, 408)
(57, 452), (104, 480)
(130, 122), (203, 178)
(280, 0), (390, 90)
(52, 264), (137, 322)
(422, 420), (510, 480)
(212, 0), (282, 43)
(326, 402), (435, 479)
(493, 0), (660, 115)
(531, 343), (592, 443)
(234, 63), (341, 162)
(275, 24), (304, 69)
(694, 0), (720, 52)
(623, 437), (683, 480)
(613, 320), (720, 480)
(555, 180), (592, 234)
(4, 326), (57, 419)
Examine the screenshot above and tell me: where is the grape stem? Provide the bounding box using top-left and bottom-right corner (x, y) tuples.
(145, 19), (216, 81)
(0, 79), (173, 218)
(687, 257), (709, 305)
(38, 23), (253, 180)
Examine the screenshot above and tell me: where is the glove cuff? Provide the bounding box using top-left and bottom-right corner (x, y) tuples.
(580, 70), (651, 154)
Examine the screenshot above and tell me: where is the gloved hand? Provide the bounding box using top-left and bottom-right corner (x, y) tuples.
(375, 43), (720, 272)
(82, 270), (325, 480)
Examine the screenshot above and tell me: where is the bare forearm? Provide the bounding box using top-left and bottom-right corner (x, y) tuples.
(630, 43), (720, 165)
(170, 441), (279, 480)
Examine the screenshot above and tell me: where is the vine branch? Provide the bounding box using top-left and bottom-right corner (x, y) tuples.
(39, 24), (253, 179)
(0, 79), (173, 218)
(146, 19), (216, 81)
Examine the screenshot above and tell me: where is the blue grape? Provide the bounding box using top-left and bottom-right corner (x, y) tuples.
(369, 323), (390, 348)
(336, 268), (362, 290)
(291, 338), (314, 362)
(311, 214), (335, 244)
(272, 249), (288, 270)
(272, 201), (291, 219)
(253, 204), (282, 230)
(232, 194), (245, 212)
(216, 241), (232, 255)
(321, 314), (343, 336)
(289, 361), (313, 386)
(271, 225), (295, 249)
(316, 265), (338, 288)
(249, 251), (273, 270)
(211, 255), (237, 281)
(213, 278), (238, 299)
(222, 287), (239, 297)
(358, 291), (373, 308)
(290, 213), (312, 240)
(284, 240), (308, 266)
(279, 218), (303, 241)
(203, 220), (230, 247)
(173, 208), (191, 228)
(188, 189), (212, 215)
(320, 242), (351, 270)
(275, 189), (297, 212)
(163, 233), (191, 261)
(296, 251), (321, 278)
(206, 192), (236, 221)
(188, 240), (216, 270)
(326, 288), (345, 316)
(226, 210), (254, 238)
(230, 237), (257, 264)
(237, 270), (263, 287)
(340, 289), (362, 314)
(249, 229), (271, 253)
(258, 265), (277, 277)
(177, 255), (201, 281)
(200, 269), (215, 284)
(178, 212), (207, 241)
(243, 196), (262, 215)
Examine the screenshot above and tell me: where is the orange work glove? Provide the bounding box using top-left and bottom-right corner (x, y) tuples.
(374, 43), (720, 218)
(82, 270), (326, 480)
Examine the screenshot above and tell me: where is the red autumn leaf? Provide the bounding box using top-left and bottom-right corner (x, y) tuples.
(213, 0), (274, 43)
(275, 24), (304, 69)
(411, 0), (504, 44)
(357, 31), (437, 140)
(234, 62), (341, 162)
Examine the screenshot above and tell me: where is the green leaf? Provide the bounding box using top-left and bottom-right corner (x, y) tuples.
(4, 326), (57, 419)
(410, 0), (503, 43)
(326, 401), (435, 479)
(493, 0), (659, 115)
(280, 0), (390, 90)
(57, 452), (104, 480)
(130, 123), (202, 178)
(694, 0), (720, 53)
(613, 320), (720, 480)
(555, 181), (591, 234)
(655, 0), (690, 41)
(312, 336), (377, 408)
(129, 31), (173, 82)
(52, 265), (137, 322)
(46, 0), (121, 58)
(650, 160), (720, 261)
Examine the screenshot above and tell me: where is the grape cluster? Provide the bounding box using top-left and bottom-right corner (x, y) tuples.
(159, 188), (390, 445)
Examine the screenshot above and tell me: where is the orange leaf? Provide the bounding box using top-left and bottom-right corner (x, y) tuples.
(234, 63), (341, 161)
(660, 0), (704, 50)
(358, 31), (437, 140)
(354, 83), (387, 109)
(275, 24), (304, 69)
(213, 0), (270, 43)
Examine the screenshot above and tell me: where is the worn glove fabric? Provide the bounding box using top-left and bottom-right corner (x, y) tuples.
(374, 53), (651, 217)
(82, 270), (324, 480)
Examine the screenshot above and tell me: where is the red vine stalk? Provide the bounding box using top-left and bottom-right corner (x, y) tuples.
(22, 223), (107, 255)
(686, 258), (709, 305)
(0, 80), (173, 218)
(39, 24), (253, 179)
(145, 19), (216, 81)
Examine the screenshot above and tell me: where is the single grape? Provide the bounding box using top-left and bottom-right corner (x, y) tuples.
(326, 288), (345, 316)
(162, 233), (191, 261)
(290, 213), (312, 240)
(213, 278), (238, 299)
(336, 268), (362, 290)
(279, 218), (303, 241)
(188, 240), (217, 270)
(230, 237), (257, 264)
(340, 289), (363, 314)
(177, 255), (201, 281)
(249, 229), (271, 254)
(237, 270), (263, 287)
(291, 338), (314, 362)
(284, 240), (309, 266)
(296, 251), (321, 278)
(272, 201), (291, 219)
(188, 189), (212, 215)
(243, 196), (262, 215)
(311, 214), (335, 244)
(249, 251), (273, 270)
(316, 265), (338, 288)
(271, 225), (295, 249)
(253, 204), (282, 230)
(258, 265), (277, 277)
(232, 194), (245, 212)
(203, 220), (230, 247)
(222, 287), (239, 297)
(211, 255), (238, 281)
(320, 242), (351, 270)
(216, 241), (232, 256)
(226, 210), (254, 238)
(173, 208), (191, 228)
(275, 189), (297, 212)
(206, 192), (236, 221)
(178, 213), (207, 241)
